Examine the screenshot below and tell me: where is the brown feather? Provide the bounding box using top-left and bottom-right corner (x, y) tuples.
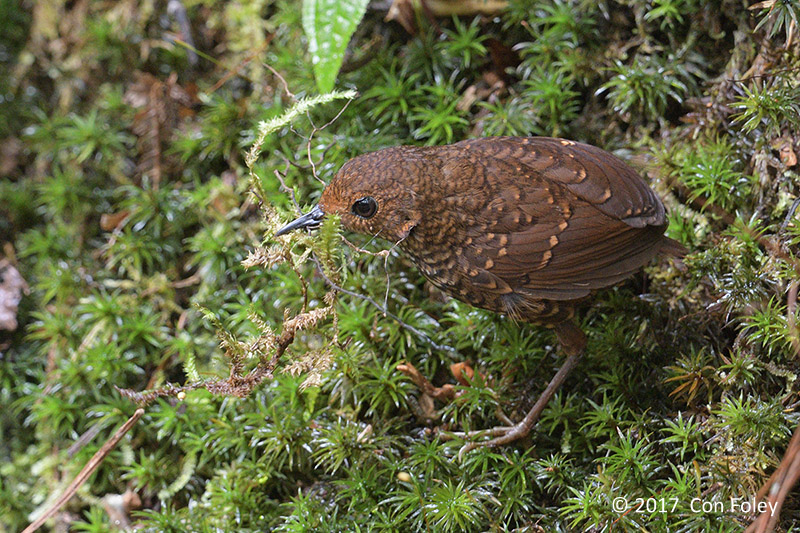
(311, 136), (680, 324)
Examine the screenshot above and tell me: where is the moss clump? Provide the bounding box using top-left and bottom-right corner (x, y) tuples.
(2, 1), (800, 531)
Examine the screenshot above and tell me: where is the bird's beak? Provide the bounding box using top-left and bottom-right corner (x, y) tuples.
(275, 205), (325, 236)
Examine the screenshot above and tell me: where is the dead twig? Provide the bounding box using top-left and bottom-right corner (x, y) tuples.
(305, 97), (354, 185)
(23, 409), (145, 533)
(746, 243), (800, 532)
(746, 421), (800, 533)
(208, 36), (274, 94)
(265, 63), (295, 99)
(116, 305), (321, 405)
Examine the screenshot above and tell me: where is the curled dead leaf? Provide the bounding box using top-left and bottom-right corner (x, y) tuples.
(772, 136), (798, 167)
(100, 210), (131, 232)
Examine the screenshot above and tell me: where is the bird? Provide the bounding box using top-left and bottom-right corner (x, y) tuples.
(276, 136), (683, 452)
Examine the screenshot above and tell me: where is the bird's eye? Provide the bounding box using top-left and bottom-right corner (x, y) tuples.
(351, 196), (378, 219)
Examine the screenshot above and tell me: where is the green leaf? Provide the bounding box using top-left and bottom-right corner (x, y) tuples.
(302, 0), (369, 92)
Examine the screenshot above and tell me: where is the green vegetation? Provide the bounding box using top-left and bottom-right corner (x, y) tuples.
(1, 0), (799, 531)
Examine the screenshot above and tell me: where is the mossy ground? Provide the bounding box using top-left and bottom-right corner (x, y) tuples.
(1, 1), (800, 531)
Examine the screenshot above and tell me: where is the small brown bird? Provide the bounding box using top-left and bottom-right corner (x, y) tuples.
(277, 136), (682, 451)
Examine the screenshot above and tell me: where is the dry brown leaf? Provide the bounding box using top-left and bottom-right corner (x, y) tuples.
(100, 210), (131, 232)
(772, 136), (798, 167)
(101, 489), (141, 530)
(450, 362), (475, 385)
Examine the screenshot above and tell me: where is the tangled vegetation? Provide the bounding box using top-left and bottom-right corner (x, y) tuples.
(1, 0), (800, 531)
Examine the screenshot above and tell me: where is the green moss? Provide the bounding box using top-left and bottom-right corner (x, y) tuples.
(3, 1), (800, 532)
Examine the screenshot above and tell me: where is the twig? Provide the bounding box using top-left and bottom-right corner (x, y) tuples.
(23, 409), (145, 533)
(265, 63), (295, 99)
(305, 97), (354, 185)
(341, 235), (390, 258)
(282, 143), (337, 174)
(275, 168), (301, 213)
(167, 0), (198, 66)
(745, 267), (800, 532)
(172, 273), (202, 289)
(383, 238), (407, 311)
(117, 309), (308, 405)
(65, 422), (104, 459)
(285, 248), (310, 312)
(749, 279), (800, 531)
(746, 422), (800, 533)
(787, 280), (799, 358)
(306, 130), (323, 184)
(207, 37), (274, 94)
(317, 97), (355, 131)
(779, 197), (800, 233)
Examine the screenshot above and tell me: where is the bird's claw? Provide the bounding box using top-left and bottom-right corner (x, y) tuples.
(450, 423), (532, 460)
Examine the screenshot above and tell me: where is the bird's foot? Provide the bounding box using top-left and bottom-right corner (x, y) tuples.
(396, 361), (456, 401)
(448, 421), (534, 459)
(449, 346), (585, 459)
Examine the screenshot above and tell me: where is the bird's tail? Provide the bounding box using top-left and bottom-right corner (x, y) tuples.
(659, 236), (688, 258)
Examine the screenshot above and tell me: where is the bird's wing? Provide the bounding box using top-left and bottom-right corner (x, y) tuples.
(441, 138), (669, 302)
(456, 136), (666, 228)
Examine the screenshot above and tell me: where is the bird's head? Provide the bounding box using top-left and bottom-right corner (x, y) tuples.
(276, 148), (424, 243)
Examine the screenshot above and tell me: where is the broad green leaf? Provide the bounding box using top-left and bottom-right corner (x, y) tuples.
(302, 0), (369, 93)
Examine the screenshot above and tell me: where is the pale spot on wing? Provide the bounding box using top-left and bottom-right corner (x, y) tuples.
(537, 249), (552, 268)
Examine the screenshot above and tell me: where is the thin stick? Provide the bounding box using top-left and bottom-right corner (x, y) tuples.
(746, 279), (800, 533)
(787, 280), (799, 358)
(23, 409), (145, 533)
(206, 37), (273, 93)
(305, 98), (354, 185)
(746, 422), (800, 533)
(274, 168), (301, 213)
(265, 63), (295, 99)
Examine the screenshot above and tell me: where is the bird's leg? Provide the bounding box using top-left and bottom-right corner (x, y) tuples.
(454, 320), (587, 457)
